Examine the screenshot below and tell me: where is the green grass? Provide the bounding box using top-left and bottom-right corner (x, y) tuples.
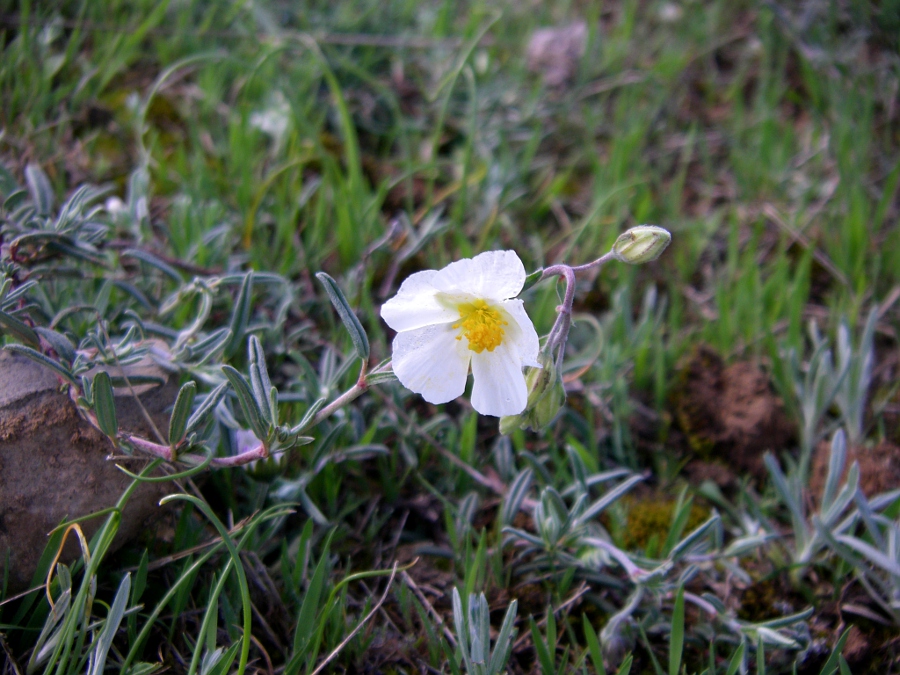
(1, 0), (899, 672)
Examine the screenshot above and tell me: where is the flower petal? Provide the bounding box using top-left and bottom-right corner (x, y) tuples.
(470, 343), (528, 417)
(392, 323), (471, 404)
(431, 250), (526, 301)
(500, 299), (541, 368)
(381, 270), (458, 332)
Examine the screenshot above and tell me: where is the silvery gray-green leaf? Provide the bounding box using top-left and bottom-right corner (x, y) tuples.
(315, 271), (369, 361)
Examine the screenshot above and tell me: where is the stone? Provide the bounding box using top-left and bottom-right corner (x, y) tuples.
(0, 349), (176, 594)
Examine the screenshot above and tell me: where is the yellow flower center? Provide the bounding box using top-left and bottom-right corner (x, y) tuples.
(453, 299), (507, 353)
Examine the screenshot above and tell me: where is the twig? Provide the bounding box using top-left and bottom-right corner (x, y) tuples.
(401, 570), (457, 649)
(763, 203), (850, 289)
(122, 512), (278, 572)
(309, 359), (394, 427)
(0, 633), (23, 675)
(248, 634), (275, 675)
(311, 382), (368, 426)
(97, 322), (168, 445)
(310, 562), (400, 675)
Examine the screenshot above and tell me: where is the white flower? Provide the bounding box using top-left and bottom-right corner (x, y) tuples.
(381, 251), (541, 417)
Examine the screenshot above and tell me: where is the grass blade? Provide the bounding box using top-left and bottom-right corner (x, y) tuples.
(86, 573), (130, 675)
(669, 586), (684, 675)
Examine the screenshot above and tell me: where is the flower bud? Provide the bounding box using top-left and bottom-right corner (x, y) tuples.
(611, 225), (671, 264)
(499, 351), (566, 434)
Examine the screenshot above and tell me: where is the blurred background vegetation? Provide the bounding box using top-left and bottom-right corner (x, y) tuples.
(1, 0), (899, 673)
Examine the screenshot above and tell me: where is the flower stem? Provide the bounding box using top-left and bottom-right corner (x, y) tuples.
(312, 382), (368, 425)
(120, 360), (394, 468)
(311, 359), (392, 426)
(539, 251), (615, 368)
(122, 434), (173, 461)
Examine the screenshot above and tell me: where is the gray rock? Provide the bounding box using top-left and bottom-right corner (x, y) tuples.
(0, 349), (177, 594)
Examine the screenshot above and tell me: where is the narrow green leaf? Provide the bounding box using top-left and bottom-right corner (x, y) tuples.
(443, 636), (462, 675)
(34, 327), (75, 363)
(763, 453), (807, 543)
(582, 614), (606, 675)
(168, 381), (197, 446)
(3, 279), (37, 305)
(93, 371), (118, 439)
(248, 336), (273, 425)
(25, 163), (54, 216)
(470, 593), (489, 665)
(546, 607), (557, 658)
(751, 607), (814, 630)
(121, 248), (183, 283)
(316, 272), (369, 360)
(205, 579), (219, 654)
(669, 586), (684, 675)
(132, 550), (149, 606)
(452, 588), (474, 673)
(205, 643), (240, 675)
(0, 162), (17, 196)
(364, 370), (398, 386)
(669, 513), (720, 561)
(0, 310), (40, 346)
(725, 642), (745, 675)
(106, 374), (166, 389)
(27, 588), (72, 673)
(291, 397), (327, 434)
(757, 635), (764, 675)
(838, 656), (852, 675)
(188, 327), (232, 365)
(530, 618), (555, 675)
(185, 382), (229, 436)
(4, 188), (27, 212)
(87, 573), (131, 675)
(616, 654), (633, 675)
(158, 493), (254, 675)
(225, 272), (253, 358)
(488, 599), (518, 675)
(222, 365), (268, 440)
(463, 531), (487, 602)
(662, 491), (693, 557)
(581, 474), (644, 522)
(292, 530), (334, 656)
(501, 468), (533, 526)
(835, 533), (900, 576)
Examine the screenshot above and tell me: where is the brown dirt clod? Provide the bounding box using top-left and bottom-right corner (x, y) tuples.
(0, 349), (177, 593)
(672, 346), (796, 484)
(810, 438), (900, 500)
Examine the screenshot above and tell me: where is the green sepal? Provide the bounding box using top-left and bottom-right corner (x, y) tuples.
(521, 268), (544, 293)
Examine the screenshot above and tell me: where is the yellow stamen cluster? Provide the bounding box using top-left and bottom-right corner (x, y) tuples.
(453, 299), (507, 353)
